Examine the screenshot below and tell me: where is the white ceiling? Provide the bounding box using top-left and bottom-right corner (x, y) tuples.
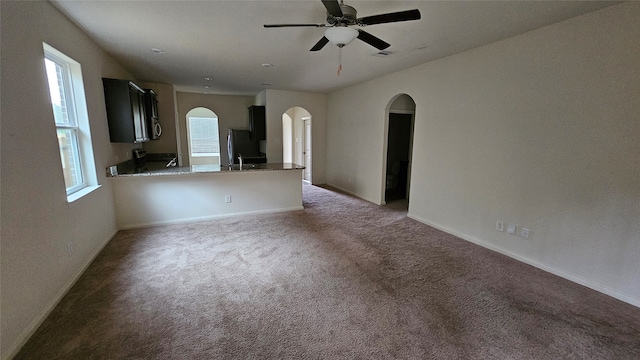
(51, 0), (617, 95)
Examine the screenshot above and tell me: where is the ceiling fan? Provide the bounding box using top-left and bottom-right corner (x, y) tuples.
(263, 0), (421, 52)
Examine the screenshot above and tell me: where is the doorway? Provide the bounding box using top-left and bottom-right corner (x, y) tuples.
(282, 107), (312, 182)
(384, 95), (415, 204)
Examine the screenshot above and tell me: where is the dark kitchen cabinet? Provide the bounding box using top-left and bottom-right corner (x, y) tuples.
(102, 78), (149, 143)
(249, 105), (266, 141)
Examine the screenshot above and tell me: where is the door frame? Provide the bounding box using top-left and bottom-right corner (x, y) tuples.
(303, 117), (312, 183)
(381, 94), (416, 205)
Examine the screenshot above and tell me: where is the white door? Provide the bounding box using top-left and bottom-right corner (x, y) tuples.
(304, 119), (311, 182)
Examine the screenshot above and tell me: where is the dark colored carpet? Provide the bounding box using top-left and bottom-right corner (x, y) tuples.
(15, 184), (640, 359)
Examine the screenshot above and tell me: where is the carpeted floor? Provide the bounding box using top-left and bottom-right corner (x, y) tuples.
(15, 184), (640, 359)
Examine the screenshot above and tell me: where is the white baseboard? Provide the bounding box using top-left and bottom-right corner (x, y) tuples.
(407, 212), (640, 309)
(324, 184), (380, 205)
(5, 228), (119, 360)
(118, 206), (304, 230)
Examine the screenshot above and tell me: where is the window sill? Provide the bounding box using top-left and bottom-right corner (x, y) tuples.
(67, 185), (101, 203)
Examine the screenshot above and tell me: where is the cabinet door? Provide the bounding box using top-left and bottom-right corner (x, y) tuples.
(137, 90), (149, 141)
(103, 78), (149, 143)
(148, 91), (158, 118)
(249, 105), (266, 141)
(129, 85), (148, 143)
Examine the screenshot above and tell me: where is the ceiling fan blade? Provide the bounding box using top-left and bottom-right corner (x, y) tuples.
(310, 36), (330, 51)
(356, 30), (390, 50)
(321, 0), (343, 18)
(264, 23), (327, 28)
(358, 9), (421, 26)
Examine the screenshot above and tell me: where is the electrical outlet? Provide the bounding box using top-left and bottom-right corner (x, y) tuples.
(496, 221), (504, 232)
(67, 242), (73, 257)
(507, 224), (517, 235)
(520, 228), (531, 239)
(225, 195), (232, 203)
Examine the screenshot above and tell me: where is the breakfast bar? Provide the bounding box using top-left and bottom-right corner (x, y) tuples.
(110, 163), (304, 229)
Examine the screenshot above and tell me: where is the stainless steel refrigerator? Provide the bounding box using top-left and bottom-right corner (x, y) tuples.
(227, 129), (266, 165)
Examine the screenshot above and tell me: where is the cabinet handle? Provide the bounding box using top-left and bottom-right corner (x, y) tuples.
(155, 123), (162, 137)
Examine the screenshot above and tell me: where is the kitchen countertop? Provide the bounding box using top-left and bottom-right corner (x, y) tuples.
(108, 162), (304, 177)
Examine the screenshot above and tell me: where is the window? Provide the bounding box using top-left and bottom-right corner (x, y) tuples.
(188, 116), (220, 156)
(43, 43), (98, 201)
(186, 107), (220, 166)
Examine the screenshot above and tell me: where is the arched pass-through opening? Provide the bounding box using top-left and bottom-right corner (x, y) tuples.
(185, 107), (220, 167)
(282, 107), (312, 182)
(383, 94), (416, 206)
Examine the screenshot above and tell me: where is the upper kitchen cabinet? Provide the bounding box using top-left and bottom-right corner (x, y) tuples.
(102, 78), (149, 143)
(249, 105), (266, 141)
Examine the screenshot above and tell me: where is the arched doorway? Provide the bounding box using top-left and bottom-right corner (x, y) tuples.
(185, 107), (220, 166)
(282, 107), (312, 182)
(384, 94), (416, 205)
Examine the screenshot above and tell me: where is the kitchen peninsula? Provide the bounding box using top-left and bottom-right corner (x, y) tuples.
(110, 163), (304, 229)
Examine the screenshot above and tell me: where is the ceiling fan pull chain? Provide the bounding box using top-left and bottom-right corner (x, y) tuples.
(337, 47), (343, 76)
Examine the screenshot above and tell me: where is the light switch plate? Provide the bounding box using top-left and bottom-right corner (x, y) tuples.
(496, 221), (504, 232)
(507, 224), (517, 235)
(520, 228), (530, 239)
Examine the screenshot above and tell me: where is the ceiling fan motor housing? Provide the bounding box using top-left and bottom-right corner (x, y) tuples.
(327, 4), (357, 25)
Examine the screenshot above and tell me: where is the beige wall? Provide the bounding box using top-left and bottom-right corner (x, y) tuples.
(175, 92), (255, 166)
(0, 2), (134, 358)
(283, 112), (294, 163)
(326, 3), (640, 306)
(293, 107), (310, 167)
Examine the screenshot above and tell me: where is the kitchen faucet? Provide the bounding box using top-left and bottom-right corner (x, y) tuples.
(238, 153), (243, 169)
(165, 157), (177, 167)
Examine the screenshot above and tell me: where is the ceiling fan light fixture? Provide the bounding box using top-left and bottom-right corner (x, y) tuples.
(324, 27), (358, 47)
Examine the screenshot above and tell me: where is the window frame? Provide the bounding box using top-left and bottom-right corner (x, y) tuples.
(187, 116), (220, 157)
(43, 43), (99, 202)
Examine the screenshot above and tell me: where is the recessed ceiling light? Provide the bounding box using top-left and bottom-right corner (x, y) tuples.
(261, 63), (273, 68)
(203, 85), (211, 89)
(261, 83), (273, 87)
(204, 76), (213, 81)
(150, 48), (165, 54)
